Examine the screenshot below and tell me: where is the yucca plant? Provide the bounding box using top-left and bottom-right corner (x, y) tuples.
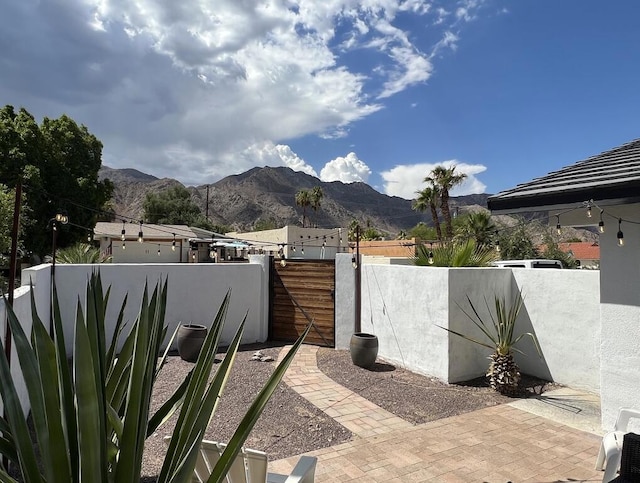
(415, 239), (498, 267)
(0, 272), (309, 482)
(440, 288), (542, 395)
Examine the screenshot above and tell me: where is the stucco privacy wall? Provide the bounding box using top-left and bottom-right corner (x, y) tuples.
(21, 258), (270, 357)
(598, 204), (640, 429)
(0, 286), (34, 416)
(510, 269), (600, 392)
(338, 263), (601, 390)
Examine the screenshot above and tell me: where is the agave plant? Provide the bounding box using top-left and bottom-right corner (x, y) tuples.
(415, 239), (498, 267)
(0, 272), (309, 482)
(440, 288), (542, 395)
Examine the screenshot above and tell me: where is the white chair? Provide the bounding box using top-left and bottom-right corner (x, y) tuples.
(166, 438), (317, 483)
(595, 408), (640, 482)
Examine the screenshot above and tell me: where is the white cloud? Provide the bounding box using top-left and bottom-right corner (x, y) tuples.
(0, 0), (492, 185)
(320, 152), (372, 183)
(381, 160), (487, 199)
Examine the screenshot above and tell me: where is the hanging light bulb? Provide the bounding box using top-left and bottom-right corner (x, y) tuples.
(157, 244), (161, 256)
(555, 215), (561, 235)
(598, 210), (605, 233)
(586, 203), (592, 218)
(172, 233), (176, 251)
(495, 239), (501, 253)
(292, 244), (296, 252)
(87, 229), (93, 242)
(351, 254), (358, 269)
(280, 253), (287, 267)
(428, 250), (435, 265)
(617, 218), (624, 246)
(301, 242), (304, 255)
(121, 221), (126, 241)
(138, 221), (144, 243)
(122, 241), (126, 250)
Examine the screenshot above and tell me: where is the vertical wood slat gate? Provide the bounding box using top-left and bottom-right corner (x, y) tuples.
(270, 259), (335, 347)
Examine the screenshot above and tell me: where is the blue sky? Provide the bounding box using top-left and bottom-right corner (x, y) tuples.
(2, 1), (640, 199)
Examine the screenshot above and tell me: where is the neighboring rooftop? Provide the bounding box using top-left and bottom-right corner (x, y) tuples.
(488, 138), (640, 213)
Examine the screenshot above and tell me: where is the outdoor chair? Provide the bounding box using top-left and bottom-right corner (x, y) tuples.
(595, 408), (640, 482)
(164, 437), (317, 483)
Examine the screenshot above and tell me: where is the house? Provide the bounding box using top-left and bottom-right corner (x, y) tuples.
(94, 222), (221, 263)
(227, 226), (348, 260)
(487, 138), (640, 429)
(558, 241), (600, 269)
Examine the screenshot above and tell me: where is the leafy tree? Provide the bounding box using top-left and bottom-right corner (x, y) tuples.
(412, 186), (442, 240)
(253, 217), (278, 231)
(143, 185), (205, 226)
(455, 211), (496, 247)
(348, 219), (384, 241)
(424, 166), (467, 239)
(540, 233), (579, 268)
(408, 222), (438, 241)
(295, 189), (311, 227)
(0, 106), (113, 258)
(496, 222), (539, 260)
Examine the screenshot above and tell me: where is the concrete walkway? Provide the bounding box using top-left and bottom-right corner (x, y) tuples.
(269, 344), (605, 482)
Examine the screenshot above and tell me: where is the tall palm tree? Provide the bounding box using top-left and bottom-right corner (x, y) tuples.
(295, 189), (311, 227)
(425, 166), (467, 239)
(310, 186), (323, 227)
(412, 186), (442, 241)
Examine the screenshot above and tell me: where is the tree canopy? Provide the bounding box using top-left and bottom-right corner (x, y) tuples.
(0, 105), (113, 258)
(143, 185), (213, 229)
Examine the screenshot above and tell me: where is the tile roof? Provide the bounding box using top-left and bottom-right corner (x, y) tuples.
(558, 242), (600, 261)
(488, 138), (640, 213)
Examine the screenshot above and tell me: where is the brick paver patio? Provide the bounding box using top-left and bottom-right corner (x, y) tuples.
(271, 344), (604, 482)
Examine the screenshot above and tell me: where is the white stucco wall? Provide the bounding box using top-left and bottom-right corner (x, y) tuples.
(359, 265), (451, 380)
(511, 269), (600, 392)
(339, 264), (601, 390)
(0, 286), (34, 415)
(598, 204), (640, 429)
(21, 259), (269, 357)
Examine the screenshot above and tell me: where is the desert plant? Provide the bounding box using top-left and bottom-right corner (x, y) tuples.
(440, 289), (542, 395)
(56, 242), (111, 263)
(0, 272), (309, 482)
(415, 239), (498, 267)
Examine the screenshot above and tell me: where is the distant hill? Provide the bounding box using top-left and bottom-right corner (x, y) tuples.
(99, 165), (490, 234)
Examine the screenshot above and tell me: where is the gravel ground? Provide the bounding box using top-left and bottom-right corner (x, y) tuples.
(141, 343), (560, 481)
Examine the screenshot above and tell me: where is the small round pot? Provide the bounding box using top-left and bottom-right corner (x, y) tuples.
(177, 324), (208, 362)
(350, 332), (379, 368)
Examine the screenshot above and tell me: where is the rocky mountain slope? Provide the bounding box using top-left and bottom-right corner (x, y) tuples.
(99, 165), (490, 234)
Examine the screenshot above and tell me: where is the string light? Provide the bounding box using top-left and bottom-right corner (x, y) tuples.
(121, 220), (126, 241)
(555, 215), (561, 235)
(599, 210), (605, 233)
(301, 242), (304, 255)
(495, 239), (501, 253)
(138, 221), (144, 243)
(617, 218), (624, 247)
(172, 233), (176, 251)
(428, 243), (434, 265)
(351, 253), (358, 269)
(87, 229), (93, 242)
(122, 241), (126, 250)
(586, 203), (592, 218)
(157, 244), (161, 256)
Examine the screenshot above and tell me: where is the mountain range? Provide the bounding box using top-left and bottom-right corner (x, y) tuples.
(98, 165), (491, 235)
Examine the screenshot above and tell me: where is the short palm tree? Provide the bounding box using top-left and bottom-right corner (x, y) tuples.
(456, 211), (496, 247)
(441, 289), (542, 395)
(412, 186), (442, 241)
(295, 189), (311, 228)
(425, 166), (467, 239)
(415, 239), (497, 267)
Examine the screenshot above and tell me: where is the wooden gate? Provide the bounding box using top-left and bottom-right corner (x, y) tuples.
(270, 259), (335, 347)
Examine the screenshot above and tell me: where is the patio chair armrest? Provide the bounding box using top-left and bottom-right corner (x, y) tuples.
(616, 408), (640, 431)
(284, 456), (317, 482)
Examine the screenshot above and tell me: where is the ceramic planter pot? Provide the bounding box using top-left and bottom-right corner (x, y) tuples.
(350, 332), (379, 368)
(177, 323), (208, 362)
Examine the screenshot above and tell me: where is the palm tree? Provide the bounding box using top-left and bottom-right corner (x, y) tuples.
(457, 211), (496, 247)
(425, 166), (467, 239)
(310, 186), (323, 227)
(412, 186), (442, 241)
(295, 189), (311, 227)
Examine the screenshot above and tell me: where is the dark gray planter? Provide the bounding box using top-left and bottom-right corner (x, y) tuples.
(177, 324), (207, 362)
(350, 332), (379, 368)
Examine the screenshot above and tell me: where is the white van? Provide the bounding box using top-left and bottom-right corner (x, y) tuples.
(492, 259), (563, 269)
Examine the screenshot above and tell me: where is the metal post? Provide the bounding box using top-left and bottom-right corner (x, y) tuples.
(354, 225), (361, 333)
